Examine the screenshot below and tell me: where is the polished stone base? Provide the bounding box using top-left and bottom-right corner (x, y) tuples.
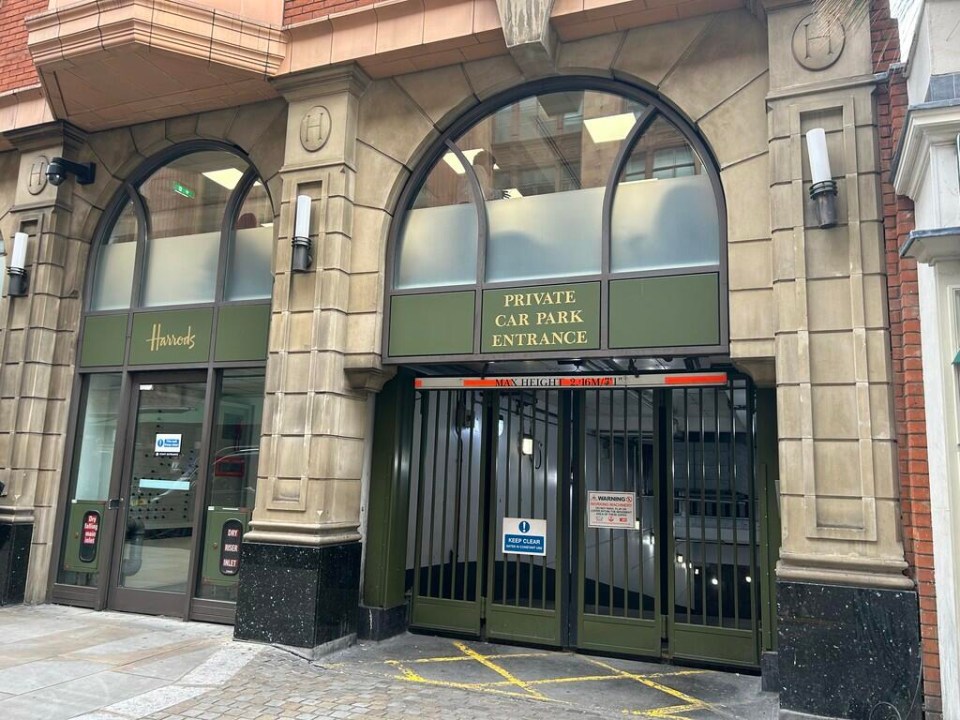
(777, 581), (921, 719)
(0, 522), (32, 606)
(358, 603), (407, 641)
(760, 651), (778, 693)
(234, 541), (361, 649)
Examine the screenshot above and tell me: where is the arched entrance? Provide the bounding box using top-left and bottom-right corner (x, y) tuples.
(51, 143), (274, 622)
(373, 78), (773, 667)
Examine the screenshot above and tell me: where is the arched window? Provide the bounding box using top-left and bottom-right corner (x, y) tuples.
(56, 145), (274, 606)
(386, 78), (726, 363)
(89, 146), (274, 311)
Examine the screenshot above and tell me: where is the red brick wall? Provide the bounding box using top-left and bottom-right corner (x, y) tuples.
(284, 0), (378, 24)
(0, 0), (47, 94)
(871, 0), (940, 716)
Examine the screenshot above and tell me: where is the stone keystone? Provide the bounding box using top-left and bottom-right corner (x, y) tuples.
(495, 0), (558, 76)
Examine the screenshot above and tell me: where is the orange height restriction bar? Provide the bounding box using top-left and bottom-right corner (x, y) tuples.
(414, 372), (728, 390)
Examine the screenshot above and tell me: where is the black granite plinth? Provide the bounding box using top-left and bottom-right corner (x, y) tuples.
(234, 541), (361, 649)
(0, 522), (32, 606)
(358, 603), (407, 641)
(760, 651), (778, 693)
(778, 581), (921, 719)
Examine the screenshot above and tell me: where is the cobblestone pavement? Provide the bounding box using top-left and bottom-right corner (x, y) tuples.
(0, 605), (778, 719)
(145, 633), (777, 720)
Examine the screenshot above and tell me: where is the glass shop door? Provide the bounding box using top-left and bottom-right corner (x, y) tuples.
(107, 374), (209, 616)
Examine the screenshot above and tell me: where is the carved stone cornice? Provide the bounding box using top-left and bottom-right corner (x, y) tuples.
(271, 64), (372, 103)
(27, 0), (286, 76)
(25, 0), (286, 130)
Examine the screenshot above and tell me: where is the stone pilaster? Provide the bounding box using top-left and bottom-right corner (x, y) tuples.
(0, 122), (90, 604)
(763, 2), (920, 716)
(235, 65), (373, 651)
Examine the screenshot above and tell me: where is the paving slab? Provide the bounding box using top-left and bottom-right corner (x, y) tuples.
(0, 605), (779, 719)
(118, 645), (223, 681)
(0, 657), (114, 695)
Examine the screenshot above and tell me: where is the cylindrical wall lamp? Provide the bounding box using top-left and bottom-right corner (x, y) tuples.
(805, 128), (838, 229)
(291, 194), (313, 272)
(7, 232), (29, 297)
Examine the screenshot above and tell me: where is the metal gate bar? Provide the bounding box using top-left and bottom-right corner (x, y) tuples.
(409, 390), (485, 635)
(670, 379), (759, 666)
(407, 377), (761, 666)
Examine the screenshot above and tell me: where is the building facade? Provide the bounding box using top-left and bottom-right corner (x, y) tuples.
(0, 0), (936, 717)
(893, 0), (960, 716)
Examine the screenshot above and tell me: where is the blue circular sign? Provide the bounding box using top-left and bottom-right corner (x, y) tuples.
(519, 521), (531, 533)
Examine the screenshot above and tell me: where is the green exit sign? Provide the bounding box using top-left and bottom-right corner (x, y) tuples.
(172, 181), (195, 198)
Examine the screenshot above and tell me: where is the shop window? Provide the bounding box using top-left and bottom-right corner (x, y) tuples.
(88, 146), (274, 311)
(196, 369), (265, 601)
(57, 374), (124, 588)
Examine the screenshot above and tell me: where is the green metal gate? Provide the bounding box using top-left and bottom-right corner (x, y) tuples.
(408, 375), (760, 668)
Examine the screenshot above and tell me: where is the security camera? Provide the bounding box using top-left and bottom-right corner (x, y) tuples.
(45, 156), (96, 186)
(46, 159), (66, 186)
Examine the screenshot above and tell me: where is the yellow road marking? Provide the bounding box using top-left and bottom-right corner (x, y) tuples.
(584, 657), (714, 719)
(395, 651), (552, 664)
(452, 641), (549, 700)
(380, 640), (719, 718)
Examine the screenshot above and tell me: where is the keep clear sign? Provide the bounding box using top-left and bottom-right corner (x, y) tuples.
(502, 517), (547, 556)
(587, 491), (636, 529)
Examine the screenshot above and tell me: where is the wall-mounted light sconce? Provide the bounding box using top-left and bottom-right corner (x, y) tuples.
(805, 128), (838, 229)
(7, 232), (29, 297)
(46, 156), (96, 186)
(292, 194), (313, 272)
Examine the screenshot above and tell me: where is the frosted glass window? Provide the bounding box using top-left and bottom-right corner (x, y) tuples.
(391, 85), (723, 295)
(611, 175), (719, 273)
(227, 228), (273, 300)
(458, 90), (644, 283)
(142, 232), (220, 306)
(226, 182), (273, 301)
(396, 155), (478, 289)
(91, 201), (138, 310)
(486, 187), (603, 282)
(611, 118), (719, 273)
(139, 151), (243, 307)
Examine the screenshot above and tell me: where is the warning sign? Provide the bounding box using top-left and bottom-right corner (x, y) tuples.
(587, 491), (636, 529)
(502, 517), (547, 556)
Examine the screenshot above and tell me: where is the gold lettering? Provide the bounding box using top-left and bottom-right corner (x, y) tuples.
(145, 323), (197, 353)
(502, 289), (580, 308)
